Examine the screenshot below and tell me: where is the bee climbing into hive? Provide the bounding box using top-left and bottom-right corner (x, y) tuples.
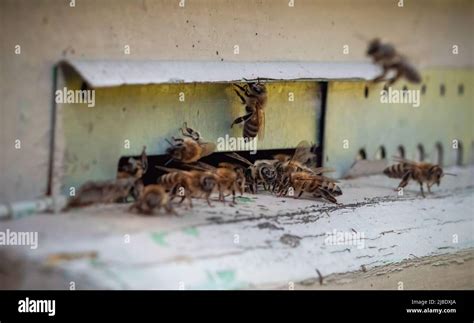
(117, 145), (148, 201)
(165, 122), (216, 164)
(231, 79), (267, 140)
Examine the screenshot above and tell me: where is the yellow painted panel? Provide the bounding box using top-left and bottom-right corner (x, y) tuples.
(61, 80), (321, 192)
(324, 69), (474, 177)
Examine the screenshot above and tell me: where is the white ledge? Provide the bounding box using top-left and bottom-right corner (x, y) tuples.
(59, 60), (381, 88)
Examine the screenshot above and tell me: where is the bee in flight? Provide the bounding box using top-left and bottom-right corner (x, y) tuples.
(383, 157), (455, 197)
(367, 38), (421, 85)
(231, 79), (267, 140)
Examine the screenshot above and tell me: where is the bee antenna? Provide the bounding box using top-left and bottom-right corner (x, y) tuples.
(443, 172), (457, 176)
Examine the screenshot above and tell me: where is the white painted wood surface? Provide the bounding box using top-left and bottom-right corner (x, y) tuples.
(61, 60), (381, 87)
(0, 166), (472, 289)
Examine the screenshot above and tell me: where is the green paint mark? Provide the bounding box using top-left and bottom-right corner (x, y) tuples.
(182, 227), (199, 237)
(235, 196), (254, 203)
(216, 270), (235, 284)
(150, 232), (168, 246)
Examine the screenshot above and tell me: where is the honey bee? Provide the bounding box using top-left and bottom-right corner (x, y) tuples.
(280, 171), (342, 203)
(187, 161), (246, 205)
(231, 80), (267, 140)
(65, 177), (139, 209)
(129, 184), (175, 215)
(226, 152), (277, 193)
(166, 123), (216, 164)
(156, 166), (194, 208)
(367, 38), (421, 85)
(383, 157), (455, 197)
(117, 145), (148, 200)
(273, 141), (321, 193)
(156, 166), (218, 207)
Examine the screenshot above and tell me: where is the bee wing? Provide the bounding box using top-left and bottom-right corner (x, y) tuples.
(304, 175), (340, 184)
(310, 167), (336, 175)
(194, 161), (216, 171)
(291, 140), (316, 164)
(226, 152), (253, 166)
(391, 156), (418, 166)
(273, 154), (290, 162)
(155, 165), (185, 173)
(257, 107), (265, 140)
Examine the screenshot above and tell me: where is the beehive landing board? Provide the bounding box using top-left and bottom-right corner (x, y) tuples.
(1, 166), (472, 289)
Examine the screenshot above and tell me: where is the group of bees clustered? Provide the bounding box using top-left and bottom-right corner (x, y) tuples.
(66, 39), (453, 215)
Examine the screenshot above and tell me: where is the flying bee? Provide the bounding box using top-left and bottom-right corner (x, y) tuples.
(383, 157), (455, 197)
(280, 171), (342, 204)
(129, 184), (175, 216)
(166, 123), (216, 164)
(231, 79), (267, 140)
(367, 38), (422, 85)
(117, 145), (148, 201)
(65, 177), (139, 210)
(156, 166), (218, 207)
(226, 152), (277, 194)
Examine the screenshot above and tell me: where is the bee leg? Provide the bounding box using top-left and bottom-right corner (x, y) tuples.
(230, 188), (236, 206)
(321, 190), (338, 204)
(233, 89), (247, 104)
(231, 113), (252, 128)
(397, 172), (411, 191)
(387, 69), (402, 86)
(427, 184), (432, 194)
(206, 194), (214, 207)
(233, 83), (248, 94)
(296, 189), (304, 199)
(419, 183), (425, 198)
(373, 68), (388, 83)
(165, 201), (178, 216)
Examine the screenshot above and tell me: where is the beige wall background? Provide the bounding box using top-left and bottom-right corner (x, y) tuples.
(1, 0), (473, 203)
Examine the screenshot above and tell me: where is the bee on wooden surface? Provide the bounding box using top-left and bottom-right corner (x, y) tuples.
(383, 157), (455, 197)
(226, 152), (277, 194)
(187, 161), (246, 205)
(367, 38), (421, 85)
(156, 166), (218, 207)
(166, 123), (216, 164)
(117, 145), (148, 201)
(280, 171), (342, 204)
(129, 184), (175, 215)
(156, 166), (194, 208)
(231, 79), (267, 140)
(273, 140), (319, 192)
(65, 177), (138, 210)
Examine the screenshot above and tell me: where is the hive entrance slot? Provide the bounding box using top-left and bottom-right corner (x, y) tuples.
(118, 147), (310, 186)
